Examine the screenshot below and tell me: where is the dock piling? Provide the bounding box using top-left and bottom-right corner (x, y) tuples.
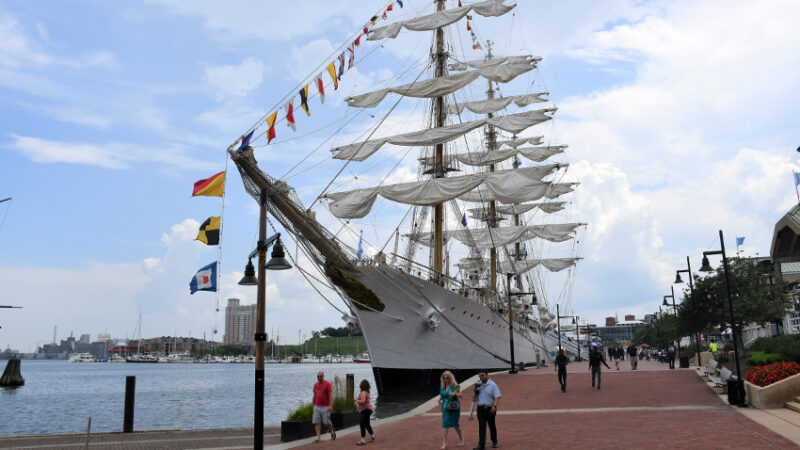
(123, 376), (135, 433)
(0, 358), (24, 387)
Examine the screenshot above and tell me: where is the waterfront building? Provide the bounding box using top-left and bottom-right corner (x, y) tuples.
(596, 319), (646, 345)
(223, 298), (256, 346)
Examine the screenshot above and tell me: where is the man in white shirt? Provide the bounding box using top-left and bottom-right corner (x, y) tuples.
(473, 371), (501, 450)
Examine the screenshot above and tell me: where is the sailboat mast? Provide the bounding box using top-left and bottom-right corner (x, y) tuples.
(485, 42), (498, 290)
(432, 0), (446, 280)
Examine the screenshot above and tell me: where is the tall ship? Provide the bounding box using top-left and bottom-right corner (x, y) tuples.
(226, 0), (585, 394)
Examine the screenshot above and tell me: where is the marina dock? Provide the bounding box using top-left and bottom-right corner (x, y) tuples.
(2, 359), (798, 448)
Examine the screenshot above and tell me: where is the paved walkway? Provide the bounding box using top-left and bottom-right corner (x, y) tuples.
(1, 359), (798, 449)
(286, 359), (800, 449)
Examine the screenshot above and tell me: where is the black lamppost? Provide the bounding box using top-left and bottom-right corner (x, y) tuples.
(699, 229), (745, 406)
(238, 189), (293, 449)
(555, 305), (579, 358)
(505, 273), (517, 374)
(675, 256), (702, 367)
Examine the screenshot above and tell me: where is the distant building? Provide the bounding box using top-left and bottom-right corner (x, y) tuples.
(605, 317), (616, 327)
(79, 334), (91, 343)
(224, 298), (257, 346)
(597, 319), (646, 344)
(624, 315), (635, 321)
(771, 204), (800, 335)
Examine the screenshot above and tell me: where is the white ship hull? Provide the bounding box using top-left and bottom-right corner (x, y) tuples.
(352, 265), (556, 393)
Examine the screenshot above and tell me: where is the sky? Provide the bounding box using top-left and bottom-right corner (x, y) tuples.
(1, 0), (799, 353)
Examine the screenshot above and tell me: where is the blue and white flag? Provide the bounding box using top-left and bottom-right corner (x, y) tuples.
(794, 172), (800, 186)
(461, 213), (468, 227)
(357, 234), (363, 260)
(736, 236), (745, 246)
(190, 261), (217, 294)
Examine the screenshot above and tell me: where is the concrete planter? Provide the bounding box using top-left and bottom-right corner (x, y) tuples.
(280, 411), (360, 442)
(744, 372), (800, 409)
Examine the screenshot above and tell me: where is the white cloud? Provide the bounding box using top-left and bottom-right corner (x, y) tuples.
(205, 57), (266, 98)
(7, 135), (218, 172)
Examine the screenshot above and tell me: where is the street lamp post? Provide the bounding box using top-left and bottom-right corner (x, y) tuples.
(238, 189), (293, 449)
(675, 256), (702, 367)
(699, 229), (745, 406)
(505, 273), (517, 374)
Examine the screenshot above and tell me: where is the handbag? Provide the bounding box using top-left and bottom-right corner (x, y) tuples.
(446, 398), (461, 411)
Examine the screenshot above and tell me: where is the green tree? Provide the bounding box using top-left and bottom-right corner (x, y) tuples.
(676, 258), (791, 354)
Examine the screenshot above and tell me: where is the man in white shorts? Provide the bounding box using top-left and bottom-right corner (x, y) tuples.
(312, 371), (335, 442)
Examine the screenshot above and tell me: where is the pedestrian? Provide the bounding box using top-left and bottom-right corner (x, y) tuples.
(588, 346), (610, 389)
(354, 379), (374, 445)
(554, 349), (568, 392)
(438, 370), (464, 449)
(473, 371), (501, 450)
(627, 344), (638, 370)
(709, 341), (718, 360)
(667, 345), (676, 370)
(312, 371), (335, 443)
(613, 345), (621, 370)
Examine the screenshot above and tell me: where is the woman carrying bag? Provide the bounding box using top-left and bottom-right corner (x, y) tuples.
(438, 370), (464, 449)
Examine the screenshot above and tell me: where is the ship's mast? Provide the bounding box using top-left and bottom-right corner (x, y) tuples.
(432, 0), (446, 280)
(485, 41), (498, 290)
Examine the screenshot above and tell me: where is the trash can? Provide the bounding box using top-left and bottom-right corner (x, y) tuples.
(727, 379), (745, 406)
(679, 356), (689, 368)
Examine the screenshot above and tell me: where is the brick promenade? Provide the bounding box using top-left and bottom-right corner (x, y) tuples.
(290, 358), (800, 449)
(2, 359), (798, 449)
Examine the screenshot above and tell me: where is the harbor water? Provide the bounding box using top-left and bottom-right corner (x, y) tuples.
(0, 360), (430, 437)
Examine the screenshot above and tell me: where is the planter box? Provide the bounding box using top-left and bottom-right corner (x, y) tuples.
(744, 372), (800, 409)
(281, 411), (360, 442)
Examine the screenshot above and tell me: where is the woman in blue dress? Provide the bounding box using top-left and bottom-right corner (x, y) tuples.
(438, 370), (463, 449)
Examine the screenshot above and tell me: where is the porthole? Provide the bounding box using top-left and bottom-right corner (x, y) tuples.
(463, 311), (467, 315)
(450, 306), (455, 311)
(476, 316), (480, 320)
(470, 313), (474, 318)
(486, 319), (490, 323)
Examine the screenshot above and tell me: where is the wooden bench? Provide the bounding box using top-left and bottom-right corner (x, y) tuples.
(700, 358), (718, 377)
(709, 367), (734, 392)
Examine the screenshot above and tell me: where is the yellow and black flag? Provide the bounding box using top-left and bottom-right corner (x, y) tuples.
(299, 85), (311, 116)
(196, 216), (221, 245)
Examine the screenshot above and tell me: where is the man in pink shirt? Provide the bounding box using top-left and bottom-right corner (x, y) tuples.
(312, 371), (336, 442)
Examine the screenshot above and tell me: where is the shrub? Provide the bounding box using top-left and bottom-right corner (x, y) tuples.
(286, 402), (313, 421)
(746, 351), (783, 366)
(749, 334), (800, 363)
(745, 361), (800, 387)
(331, 375), (356, 413)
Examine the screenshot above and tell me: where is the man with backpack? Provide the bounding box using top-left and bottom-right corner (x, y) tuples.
(588, 346), (611, 389)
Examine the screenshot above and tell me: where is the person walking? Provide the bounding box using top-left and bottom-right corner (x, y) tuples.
(354, 379), (375, 445)
(709, 341), (718, 360)
(311, 371), (335, 443)
(438, 370), (464, 449)
(667, 344), (676, 370)
(613, 345), (621, 370)
(627, 344), (638, 370)
(473, 371), (501, 450)
(588, 346), (610, 389)
(554, 349), (568, 392)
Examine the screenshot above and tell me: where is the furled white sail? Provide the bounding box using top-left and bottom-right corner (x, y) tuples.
(497, 136), (543, 148)
(345, 63), (535, 108)
(449, 55), (541, 71)
(410, 223), (581, 249)
(450, 145), (566, 166)
(459, 182), (576, 203)
(497, 258), (580, 274)
(447, 93), (548, 115)
(324, 165), (559, 219)
(468, 202), (567, 219)
(367, 0), (516, 41)
(331, 108), (554, 162)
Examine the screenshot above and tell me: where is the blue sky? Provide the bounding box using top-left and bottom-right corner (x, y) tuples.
(2, 0), (800, 352)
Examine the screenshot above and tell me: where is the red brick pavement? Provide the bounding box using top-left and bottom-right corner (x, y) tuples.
(294, 362), (798, 450)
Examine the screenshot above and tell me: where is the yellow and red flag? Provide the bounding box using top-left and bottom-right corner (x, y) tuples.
(326, 61), (338, 90)
(266, 111), (277, 143)
(192, 171), (226, 197)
